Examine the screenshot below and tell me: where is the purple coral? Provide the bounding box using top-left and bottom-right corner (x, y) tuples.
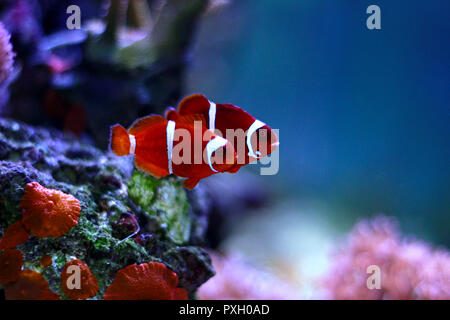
(0, 22), (15, 83)
(323, 216), (450, 300)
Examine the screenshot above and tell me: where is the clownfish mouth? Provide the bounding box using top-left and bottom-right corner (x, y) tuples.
(271, 142), (280, 147)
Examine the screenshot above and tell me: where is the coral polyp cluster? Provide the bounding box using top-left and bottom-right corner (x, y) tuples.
(19, 182), (81, 238)
(0, 249), (23, 285)
(61, 259), (99, 300)
(0, 22), (14, 83)
(5, 270), (59, 300)
(323, 217), (450, 300)
(104, 262), (187, 300)
(0, 220), (29, 250)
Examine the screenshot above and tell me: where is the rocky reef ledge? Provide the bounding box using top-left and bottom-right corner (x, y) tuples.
(0, 118), (213, 299)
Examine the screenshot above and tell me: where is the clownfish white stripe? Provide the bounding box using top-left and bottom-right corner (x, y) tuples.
(206, 136), (228, 172)
(129, 134), (136, 154)
(166, 120), (176, 174)
(208, 101), (217, 132)
(247, 119), (266, 158)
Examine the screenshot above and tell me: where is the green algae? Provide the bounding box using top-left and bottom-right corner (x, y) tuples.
(128, 170), (191, 244)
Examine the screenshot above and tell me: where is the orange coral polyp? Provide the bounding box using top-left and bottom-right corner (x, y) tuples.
(61, 259), (99, 300)
(5, 270), (59, 300)
(0, 220), (30, 249)
(19, 182), (81, 238)
(0, 249), (23, 285)
(104, 262), (188, 300)
(40, 255), (53, 268)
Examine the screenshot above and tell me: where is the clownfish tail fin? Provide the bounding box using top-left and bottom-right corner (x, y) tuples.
(110, 124), (131, 156)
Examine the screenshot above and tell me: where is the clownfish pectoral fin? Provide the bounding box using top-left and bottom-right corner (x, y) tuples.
(226, 164), (241, 174)
(164, 107), (178, 121)
(110, 124), (131, 156)
(182, 177), (201, 190)
(135, 156), (169, 178)
(128, 114), (166, 135)
(178, 94), (210, 115)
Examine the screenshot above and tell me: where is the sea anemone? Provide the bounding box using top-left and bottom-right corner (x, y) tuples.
(0, 22), (14, 83)
(322, 216), (450, 300)
(0, 249), (23, 285)
(0, 220), (30, 250)
(61, 259), (99, 300)
(5, 270), (59, 300)
(197, 252), (300, 300)
(19, 182), (81, 238)
(104, 262), (188, 300)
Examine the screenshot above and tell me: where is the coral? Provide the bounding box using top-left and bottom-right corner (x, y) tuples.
(0, 118), (214, 299)
(5, 270), (59, 300)
(0, 249), (23, 285)
(61, 259), (99, 300)
(0, 22), (14, 83)
(0, 220), (29, 249)
(197, 252), (300, 300)
(20, 182), (81, 238)
(322, 216), (450, 300)
(104, 262), (187, 300)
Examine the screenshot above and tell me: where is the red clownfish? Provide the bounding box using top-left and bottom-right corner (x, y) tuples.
(110, 115), (237, 190)
(165, 94), (279, 173)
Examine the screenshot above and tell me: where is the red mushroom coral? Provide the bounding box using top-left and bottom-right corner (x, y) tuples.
(61, 259), (99, 300)
(104, 262), (188, 300)
(0, 220), (30, 249)
(0, 249), (23, 285)
(19, 182), (81, 238)
(5, 270), (59, 300)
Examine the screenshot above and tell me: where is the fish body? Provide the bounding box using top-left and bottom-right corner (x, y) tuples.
(110, 115), (236, 189)
(165, 94), (279, 173)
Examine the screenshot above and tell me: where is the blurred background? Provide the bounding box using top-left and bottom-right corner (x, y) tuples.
(0, 0), (448, 299)
(187, 0), (449, 244)
(188, 0), (450, 298)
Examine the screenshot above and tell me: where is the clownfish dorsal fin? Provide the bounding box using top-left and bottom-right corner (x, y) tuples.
(128, 115), (166, 135)
(175, 114), (207, 126)
(178, 94), (210, 115)
(164, 107), (179, 121)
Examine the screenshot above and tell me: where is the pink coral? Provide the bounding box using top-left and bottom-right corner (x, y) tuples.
(0, 22), (14, 83)
(322, 216), (450, 300)
(198, 252), (300, 300)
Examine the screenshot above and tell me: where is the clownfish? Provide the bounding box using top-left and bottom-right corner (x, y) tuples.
(165, 94), (279, 173)
(110, 115), (237, 190)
